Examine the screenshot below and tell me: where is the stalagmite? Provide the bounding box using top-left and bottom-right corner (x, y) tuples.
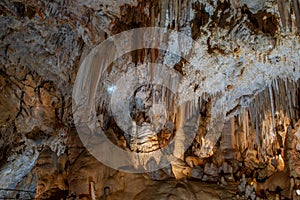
(171, 104), (188, 179)
(89, 181), (96, 200)
(276, 154), (285, 171)
(185, 156), (204, 168)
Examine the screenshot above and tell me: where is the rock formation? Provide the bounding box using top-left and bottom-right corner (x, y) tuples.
(0, 0), (300, 199)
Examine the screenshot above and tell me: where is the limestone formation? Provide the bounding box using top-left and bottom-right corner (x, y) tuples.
(1, 0), (300, 199)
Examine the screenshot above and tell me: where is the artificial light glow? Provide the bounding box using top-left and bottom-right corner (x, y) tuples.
(107, 85), (116, 94)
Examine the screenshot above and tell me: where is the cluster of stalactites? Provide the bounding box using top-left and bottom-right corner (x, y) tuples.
(157, 0), (191, 29)
(277, 0), (300, 33)
(236, 78), (299, 160)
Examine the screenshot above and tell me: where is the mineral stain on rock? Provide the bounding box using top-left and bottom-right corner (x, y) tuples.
(190, 2), (210, 40)
(242, 6), (279, 37)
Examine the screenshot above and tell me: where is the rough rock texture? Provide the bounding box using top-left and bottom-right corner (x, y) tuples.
(0, 0), (300, 199)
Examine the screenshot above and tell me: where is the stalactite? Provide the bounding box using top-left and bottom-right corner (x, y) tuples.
(173, 0), (178, 30)
(277, 0), (293, 32)
(292, 0), (300, 33)
(159, 0), (167, 28)
(219, 119), (236, 160)
(255, 111), (260, 150)
(237, 108), (249, 153)
(230, 117), (236, 149)
(278, 0), (287, 30)
(269, 84), (276, 135)
(149, 1), (157, 27)
(181, 0), (187, 26)
(285, 79), (293, 120)
(286, 0), (293, 31)
(178, 0), (182, 29)
(167, 0), (171, 28)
